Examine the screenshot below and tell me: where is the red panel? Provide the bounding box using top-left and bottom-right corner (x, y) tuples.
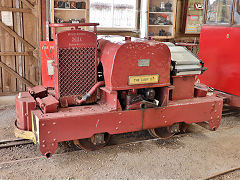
(15, 92), (36, 131)
(40, 41), (55, 88)
(36, 95), (59, 114)
(100, 87), (122, 110)
(143, 96), (222, 130)
(32, 96), (222, 156)
(56, 29), (97, 49)
(98, 36), (171, 91)
(172, 76), (195, 100)
(199, 25), (240, 96)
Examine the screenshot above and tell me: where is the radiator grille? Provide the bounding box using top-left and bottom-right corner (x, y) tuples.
(58, 47), (96, 97)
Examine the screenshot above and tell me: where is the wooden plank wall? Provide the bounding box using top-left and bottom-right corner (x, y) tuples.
(0, 0), (16, 93)
(0, 0), (41, 95)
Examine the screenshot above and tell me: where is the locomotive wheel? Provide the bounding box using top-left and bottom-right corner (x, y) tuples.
(148, 127), (175, 139)
(148, 123), (180, 139)
(179, 122), (189, 133)
(73, 133), (111, 151)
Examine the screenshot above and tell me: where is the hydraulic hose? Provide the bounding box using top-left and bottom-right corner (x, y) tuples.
(76, 81), (105, 105)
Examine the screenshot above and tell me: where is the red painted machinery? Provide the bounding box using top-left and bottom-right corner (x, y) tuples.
(199, 0), (240, 107)
(15, 23), (223, 157)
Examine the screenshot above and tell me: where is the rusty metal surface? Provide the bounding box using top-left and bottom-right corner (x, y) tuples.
(31, 95), (222, 156)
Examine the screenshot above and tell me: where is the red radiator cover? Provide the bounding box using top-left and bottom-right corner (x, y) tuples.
(53, 29), (98, 106)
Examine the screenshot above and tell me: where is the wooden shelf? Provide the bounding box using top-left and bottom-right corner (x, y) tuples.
(147, 0), (177, 39)
(150, 36), (174, 39)
(148, 24), (173, 26)
(149, 12), (173, 14)
(50, 0), (89, 34)
(54, 8), (86, 11)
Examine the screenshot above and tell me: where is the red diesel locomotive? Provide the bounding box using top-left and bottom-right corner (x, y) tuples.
(15, 23), (223, 157)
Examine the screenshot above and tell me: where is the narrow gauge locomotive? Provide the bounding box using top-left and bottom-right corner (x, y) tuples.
(15, 23), (223, 157)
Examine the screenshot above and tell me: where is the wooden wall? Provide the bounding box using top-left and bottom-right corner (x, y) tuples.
(0, 0), (41, 95)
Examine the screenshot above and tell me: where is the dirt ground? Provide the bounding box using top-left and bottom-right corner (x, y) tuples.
(0, 105), (240, 179)
(0, 105), (16, 140)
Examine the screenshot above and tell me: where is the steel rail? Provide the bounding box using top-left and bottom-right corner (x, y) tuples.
(0, 138), (33, 149)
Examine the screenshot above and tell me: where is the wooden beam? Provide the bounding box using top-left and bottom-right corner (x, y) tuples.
(0, 61), (34, 87)
(21, 0), (34, 9)
(0, 52), (32, 56)
(0, 7), (32, 13)
(0, 20), (35, 50)
(0, 92), (17, 96)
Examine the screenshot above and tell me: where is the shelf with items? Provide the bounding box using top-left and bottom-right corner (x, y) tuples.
(148, 25), (173, 27)
(147, 0), (177, 39)
(149, 12), (173, 14)
(148, 25), (173, 37)
(182, 0), (204, 34)
(54, 8), (86, 11)
(50, 0), (89, 34)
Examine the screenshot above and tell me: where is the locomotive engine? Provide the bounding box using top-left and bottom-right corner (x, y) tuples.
(15, 23), (223, 157)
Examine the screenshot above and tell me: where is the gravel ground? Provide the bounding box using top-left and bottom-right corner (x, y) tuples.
(0, 105), (16, 140)
(0, 105), (240, 179)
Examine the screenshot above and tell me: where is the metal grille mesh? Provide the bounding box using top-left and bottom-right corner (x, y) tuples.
(58, 47), (96, 97)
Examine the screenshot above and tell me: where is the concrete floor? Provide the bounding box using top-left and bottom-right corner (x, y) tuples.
(0, 105), (240, 179)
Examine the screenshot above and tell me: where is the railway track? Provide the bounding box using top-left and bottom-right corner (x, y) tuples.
(222, 106), (240, 117)
(0, 138), (33, 149)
